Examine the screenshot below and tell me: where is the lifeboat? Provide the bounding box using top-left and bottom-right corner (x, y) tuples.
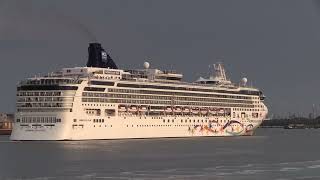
(225, 108), (231, 116)
(200, 107), (208, 115)
(118, 105), (127, 112)
(191, 107), (199, 114)
(129, 105), (138, 112)
(174, 106), (182, 113)
(165, 106), (173, 113)
(139, 106), (148, 112)
(209, 107), (217, 115)
(218, 108), (225, 115)
(183, 107), (190, 113)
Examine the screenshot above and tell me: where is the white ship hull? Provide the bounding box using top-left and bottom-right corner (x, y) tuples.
(11, 43), (268, 141)
(11, 112), (262, 140)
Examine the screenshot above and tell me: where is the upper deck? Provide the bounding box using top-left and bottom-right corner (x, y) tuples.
(17, 65), (263, 98)
(16, 42), (264, 99)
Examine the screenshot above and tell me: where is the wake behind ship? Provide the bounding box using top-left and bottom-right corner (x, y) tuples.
(11, 43), (268, 140)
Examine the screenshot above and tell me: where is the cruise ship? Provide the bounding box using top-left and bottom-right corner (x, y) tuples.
(11, 43), (268, 140)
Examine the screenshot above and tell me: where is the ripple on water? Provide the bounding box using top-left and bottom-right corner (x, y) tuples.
(279, 167), (302, 172)
(307, 164), (320, 169)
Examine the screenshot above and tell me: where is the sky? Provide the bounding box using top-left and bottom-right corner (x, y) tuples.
(0, 0), (320, 117)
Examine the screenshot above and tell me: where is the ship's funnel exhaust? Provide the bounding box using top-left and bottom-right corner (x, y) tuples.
(86, 43), (118, 69)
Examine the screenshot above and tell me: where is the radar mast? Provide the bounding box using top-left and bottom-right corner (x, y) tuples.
(213, 63), (231, 84)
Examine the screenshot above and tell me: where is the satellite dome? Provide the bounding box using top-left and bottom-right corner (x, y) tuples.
(241, 77), (248, 86)
(143, 62), (150, 69)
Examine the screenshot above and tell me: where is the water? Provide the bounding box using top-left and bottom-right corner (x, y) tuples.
(0, 129), (320, 180)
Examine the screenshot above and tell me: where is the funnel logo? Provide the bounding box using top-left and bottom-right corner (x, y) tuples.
(101, 51), (107, 60)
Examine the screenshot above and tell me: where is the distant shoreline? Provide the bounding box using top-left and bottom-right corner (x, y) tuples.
(261, 118), (320, 129)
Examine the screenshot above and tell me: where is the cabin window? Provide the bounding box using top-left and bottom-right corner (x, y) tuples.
(90, 81), (114, 86)
(84, 87), (105, 92)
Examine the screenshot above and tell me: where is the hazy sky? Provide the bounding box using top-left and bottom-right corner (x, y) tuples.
(0, 0), (320, 117)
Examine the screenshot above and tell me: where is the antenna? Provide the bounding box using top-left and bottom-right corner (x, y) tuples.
(208, 64), (211, 78)
(313, 104), (316, 119)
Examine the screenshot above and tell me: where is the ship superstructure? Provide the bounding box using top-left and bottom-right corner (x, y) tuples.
(11, 43), (268, 140)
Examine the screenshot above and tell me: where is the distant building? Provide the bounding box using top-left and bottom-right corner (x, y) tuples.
(0, 113), (14, 134)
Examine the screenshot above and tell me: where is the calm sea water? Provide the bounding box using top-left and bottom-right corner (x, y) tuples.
(0, 129), (319, 180)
